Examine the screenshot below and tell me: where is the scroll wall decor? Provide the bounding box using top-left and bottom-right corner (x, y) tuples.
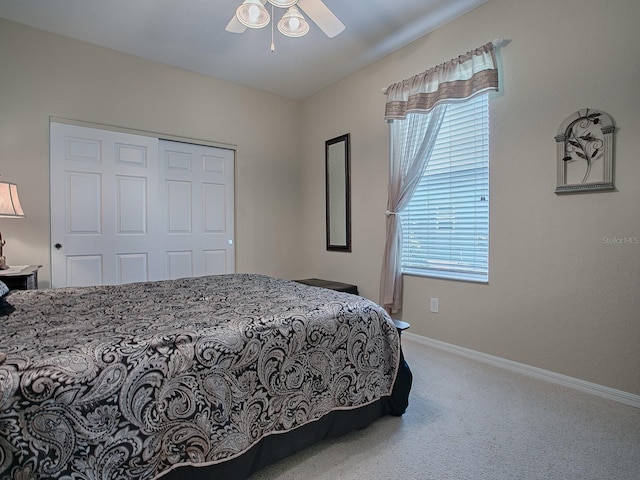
(555, 108), (615, 194)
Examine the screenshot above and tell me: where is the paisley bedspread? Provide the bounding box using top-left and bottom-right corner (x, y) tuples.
(0, 274), (400, 480)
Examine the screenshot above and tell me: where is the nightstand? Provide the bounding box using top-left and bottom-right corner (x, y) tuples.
(0, 265), (42, 290)
(392, 319), (410, 335)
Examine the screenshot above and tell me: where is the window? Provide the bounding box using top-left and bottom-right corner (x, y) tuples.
(400, 94), (489, 282)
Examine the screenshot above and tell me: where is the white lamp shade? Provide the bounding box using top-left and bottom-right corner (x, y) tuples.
(0, 182), (25, 218)
(278, 6), (310, 37)
(236, 0), (270, 29)
(268, 0), (298, 7)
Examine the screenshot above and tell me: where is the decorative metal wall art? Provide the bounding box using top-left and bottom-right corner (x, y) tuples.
(555, 108), (615, 194)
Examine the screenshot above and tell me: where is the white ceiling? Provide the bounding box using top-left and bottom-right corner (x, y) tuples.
(0, 0), (489, 100)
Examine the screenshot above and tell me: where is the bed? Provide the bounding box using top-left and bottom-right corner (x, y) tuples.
(0, 274), (411, 480)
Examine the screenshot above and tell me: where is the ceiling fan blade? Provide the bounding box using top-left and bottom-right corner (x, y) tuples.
(297, 0), (345, 38)
(225, 15), (247, 34)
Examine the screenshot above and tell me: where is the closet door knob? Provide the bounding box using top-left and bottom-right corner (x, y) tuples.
(54, 243), (63, 250)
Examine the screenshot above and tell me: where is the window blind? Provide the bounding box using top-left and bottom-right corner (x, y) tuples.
(400, 94), (489, 282)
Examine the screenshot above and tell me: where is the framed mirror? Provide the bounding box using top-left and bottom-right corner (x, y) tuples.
(325, 133), (351, 252)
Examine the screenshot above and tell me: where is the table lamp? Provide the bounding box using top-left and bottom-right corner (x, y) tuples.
(0, 180), (25, 270)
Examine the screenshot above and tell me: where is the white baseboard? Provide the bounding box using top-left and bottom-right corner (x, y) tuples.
(404, 332), (640, 409)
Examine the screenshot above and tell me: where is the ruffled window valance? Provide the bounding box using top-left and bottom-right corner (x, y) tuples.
(384, 42), (499, 121)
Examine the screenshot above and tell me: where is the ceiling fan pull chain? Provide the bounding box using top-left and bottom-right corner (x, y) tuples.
(270, 3), (276, 52)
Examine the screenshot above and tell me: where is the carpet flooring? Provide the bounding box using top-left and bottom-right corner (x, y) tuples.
(249, 335), (640, 480)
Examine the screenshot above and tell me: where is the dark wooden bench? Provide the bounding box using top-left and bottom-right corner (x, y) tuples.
(294, 278), (359, 295)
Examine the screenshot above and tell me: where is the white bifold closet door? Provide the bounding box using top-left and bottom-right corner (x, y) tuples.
(50, 122), (234, 288)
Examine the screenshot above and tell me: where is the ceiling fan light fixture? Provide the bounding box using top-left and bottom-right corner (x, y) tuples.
(277, 6), (310, 37)
(268, 0), (298, 7)
(236, 0), (270, 29)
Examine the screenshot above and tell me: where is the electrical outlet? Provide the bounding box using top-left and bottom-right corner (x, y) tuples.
(430, 297), (439, 313)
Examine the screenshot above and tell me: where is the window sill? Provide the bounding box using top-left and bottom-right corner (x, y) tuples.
(402, 269), (488, 284)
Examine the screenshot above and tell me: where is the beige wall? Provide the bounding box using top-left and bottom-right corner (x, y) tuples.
(299, 0), (640, 395)
(0, 18), (303, 285)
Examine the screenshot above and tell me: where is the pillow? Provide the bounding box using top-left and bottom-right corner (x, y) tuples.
(0, 280), (8, 298)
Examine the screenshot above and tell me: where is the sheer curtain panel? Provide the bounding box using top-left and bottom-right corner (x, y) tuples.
(380, 106), (447, 311)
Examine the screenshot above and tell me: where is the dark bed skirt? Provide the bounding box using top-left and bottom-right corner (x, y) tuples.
(163, 351), (413, 480)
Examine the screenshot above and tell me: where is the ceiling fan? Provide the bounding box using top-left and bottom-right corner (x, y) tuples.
(226, 0), (345, 39)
